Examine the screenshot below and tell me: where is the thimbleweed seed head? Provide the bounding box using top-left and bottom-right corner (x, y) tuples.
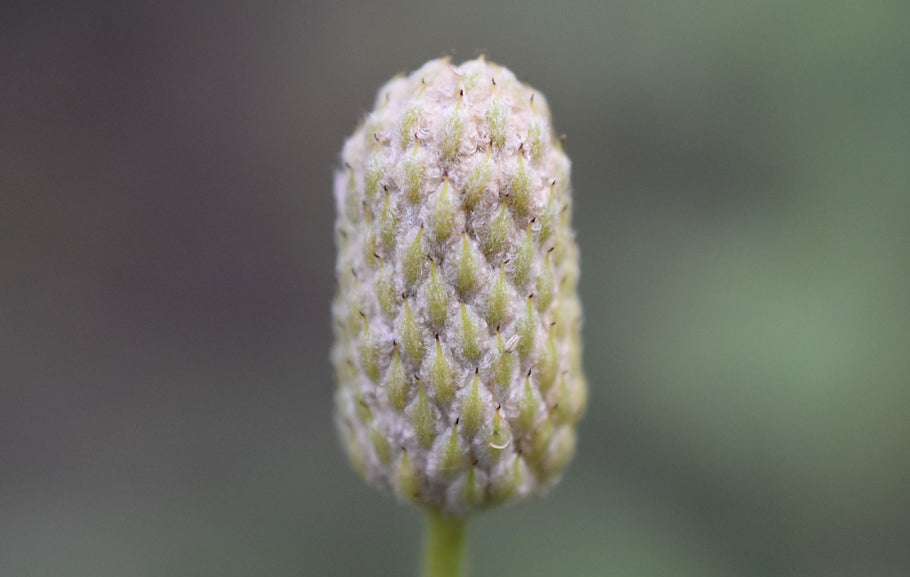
(332, 57), (585, 516)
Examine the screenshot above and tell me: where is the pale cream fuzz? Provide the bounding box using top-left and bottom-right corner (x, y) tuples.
(332, 57), (585, 515)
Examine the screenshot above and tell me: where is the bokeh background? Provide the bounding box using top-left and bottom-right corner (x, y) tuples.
(3, 1), (909, 575)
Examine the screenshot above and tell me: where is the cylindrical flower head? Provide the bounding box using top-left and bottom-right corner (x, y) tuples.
(332, 57), (585, 515)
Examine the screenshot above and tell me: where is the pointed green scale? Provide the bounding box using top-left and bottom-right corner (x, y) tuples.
(486, 93), (507, 149)
(399, 101), (422, 148)
(459, 303), (481, 363)
(493, 331), (514, 392)
(364, 157), (382, 203)
(346, 437), (367, 478)
(441, 421), (463, 476)
(554, 298), (571, 340)
(553, 165), (570, 203)
(569, 328), (584, 377)
(484, 204), (510, 257)
(527, 416), (555, 474)
(573, 373), (588, 423)
(387, 344), (409, 411)
(488, 410), (510, 458)
(397, 450), (419, 501)
(402, 298), (425, 364)
(427, 260), (448, 326)
(517, 296), (536, 358)
(431, 338), (455, 405)
(518, 373), (539, 434)
(461, 371), (484, 437)
(456, 234), (477, 296)
(379, 189), (398, 249)
(552, 226), (568, 263)
(336, 226), (349, 254)
(355, 393), (373, 423)
(344, 169), (362, 224)
(338, 258), (356, 295)
(537, 327), (558, 394)
(344, 291), (363, 336)
(509, 154), (531, 218)
(370, 427), (391, 464)
(442, 104), (464, 162)
(376, 263), (398, 317)
(463, 463), (481, 507)
(527, 117), (544, 164)
(554, 134), (565, 157)
(358, 316), (380, 382)
(463, 149), (492, 213)
(403, 227), (424, 286)
(512, 223), (534, 284)
(404, 145), (425, 204)
(490, 455), (522, 504)
(538, 183), (557, 243)
(554, 201), (573, 263)
(560, 203), (572, 233)
(561, 258), (579, 296)
(574, 375), (588, 424)
(547, 427), (577, 477)
(460, 67), (482, 92)
(413, 380), (435, 448)
(363, 117), (381, 151)
(432, 177), (455, 241)
(486, 264), (508, 327)
(536, 251), (555, 311)
(336, 355), (358, 388)
(362, 230), (379, 269)
(555, 373), (581, 425)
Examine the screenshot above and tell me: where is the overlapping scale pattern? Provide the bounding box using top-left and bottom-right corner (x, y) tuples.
(332, 57), (585, 515)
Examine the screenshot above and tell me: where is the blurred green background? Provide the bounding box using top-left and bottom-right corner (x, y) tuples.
(3, 1), (908, 576)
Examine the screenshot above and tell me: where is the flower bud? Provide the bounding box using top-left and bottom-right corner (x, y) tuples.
(332, 57), (585, 515)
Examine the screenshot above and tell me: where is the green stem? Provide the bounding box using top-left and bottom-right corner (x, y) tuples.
(423, 508), (467, 577)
